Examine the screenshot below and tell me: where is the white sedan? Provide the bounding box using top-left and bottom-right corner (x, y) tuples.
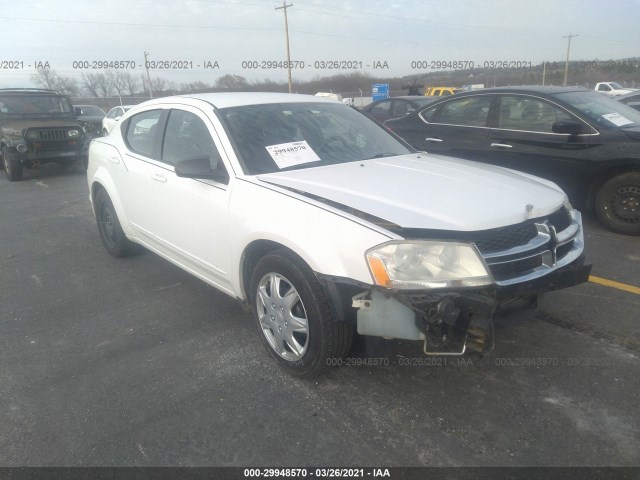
(87, 92), (590, 376)
(101, 105), (133, 135)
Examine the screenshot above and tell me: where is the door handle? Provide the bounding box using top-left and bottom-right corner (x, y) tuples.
(425, 137), (443, 143)
(491, 143), (513, 148)
(151, 173), (167, 183)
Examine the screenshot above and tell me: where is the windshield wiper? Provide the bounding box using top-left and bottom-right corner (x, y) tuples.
(366, 152), (399, 159)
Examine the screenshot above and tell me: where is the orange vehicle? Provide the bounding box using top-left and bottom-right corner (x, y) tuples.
(424, 86), (459, 96)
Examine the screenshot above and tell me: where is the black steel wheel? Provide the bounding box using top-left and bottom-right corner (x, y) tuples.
(595, 172), (640, 235)
(94, 189), (137, 257)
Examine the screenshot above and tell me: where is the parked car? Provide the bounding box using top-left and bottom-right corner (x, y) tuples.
(385, 86), (640, 235)
(102, 105), (133, 135)
(594, 82), (637, 97)
(0, 88), (85, 181)
(74, 104), (106, 136)
(424, 86), (460, 96)
(361, 96), (439, 123)
(617, 91), (640, 112)
(87, 92), (590, 376)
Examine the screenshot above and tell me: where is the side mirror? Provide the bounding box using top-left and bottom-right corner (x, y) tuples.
(552, 120), (584, 135)
(175, 156), (229, 183)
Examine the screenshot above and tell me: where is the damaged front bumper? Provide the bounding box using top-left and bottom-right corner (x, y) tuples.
(318, 254), (591, 356)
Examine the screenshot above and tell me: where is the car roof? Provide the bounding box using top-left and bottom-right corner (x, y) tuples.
(454, 85), (591, 96)
(0, 88), (62, 95)
(617, 91), (640, 100)
(133, 92), (338, 110)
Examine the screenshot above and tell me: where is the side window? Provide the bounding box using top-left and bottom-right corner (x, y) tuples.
(371, 100), (391, 114)
(418, 105), (438, 123)
(392, 100), (409, 116)
(437, 96), (492, 127)
(598, 84), (611, 92)
(124, 109), (161, 158)
(498, 96), (575, 133)
(162, 110), (228, 181)
(107, 108), (118, 119)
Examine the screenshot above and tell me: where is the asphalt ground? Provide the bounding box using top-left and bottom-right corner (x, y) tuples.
(1, 164), (639, 467)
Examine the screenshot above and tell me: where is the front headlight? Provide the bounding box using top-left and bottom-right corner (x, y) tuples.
(68, 129), (81, 137)
(366, 241), (493, 290)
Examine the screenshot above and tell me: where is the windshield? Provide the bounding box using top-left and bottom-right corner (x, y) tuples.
(0, 94), (73, 116)
(219, 102), (412, 174)
(609, 82), (624, 90)
(554, 90), (640, 128)
(76, 105), (106, 116)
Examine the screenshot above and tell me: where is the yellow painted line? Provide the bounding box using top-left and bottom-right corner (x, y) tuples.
(589, 275), (640, 295)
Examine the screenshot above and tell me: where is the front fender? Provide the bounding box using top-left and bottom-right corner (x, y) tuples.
(229, 179), (395, 299)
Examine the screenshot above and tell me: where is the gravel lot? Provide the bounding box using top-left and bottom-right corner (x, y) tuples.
(1, 164), (639, 467)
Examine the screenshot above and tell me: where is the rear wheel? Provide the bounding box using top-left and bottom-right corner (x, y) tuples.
(595, 172), (640, 235)
(94, 189), (137, 257)
(250, 250), (353, 377)
(3, 147), (23, 181)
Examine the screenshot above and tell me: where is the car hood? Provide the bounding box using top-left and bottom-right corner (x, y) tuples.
(620, 125), (640, 141)
(2, 118), (80, 131)
(257, 153), (567, 232)
(77, 116), (104, 123)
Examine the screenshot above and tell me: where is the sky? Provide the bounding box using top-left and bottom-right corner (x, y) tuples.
(1, 0), (639, 89)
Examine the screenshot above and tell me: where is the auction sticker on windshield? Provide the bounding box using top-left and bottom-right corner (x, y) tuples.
(265, 141), (321, 169)
(602, 112), (634, 127)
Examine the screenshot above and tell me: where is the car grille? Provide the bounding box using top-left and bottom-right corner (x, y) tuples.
(36, 129), (68, 141)
(474, 223), (538, 253)
(473, 206), (583, 286)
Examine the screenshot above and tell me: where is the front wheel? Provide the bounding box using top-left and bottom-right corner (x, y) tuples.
(595, 172), (640, 235)
(3, 147), (23, 181)
(94, 189), (137, 257)
(250, 250), (353, 377)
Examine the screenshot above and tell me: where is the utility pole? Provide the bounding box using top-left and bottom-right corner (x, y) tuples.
(562, 33), (578, 86)
(542, 61), (546, 86)
(144, 51), (153, 98)
(275, 1), (294, 93)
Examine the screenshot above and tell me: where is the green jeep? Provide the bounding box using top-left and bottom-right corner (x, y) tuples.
(0, 88), (85, 181)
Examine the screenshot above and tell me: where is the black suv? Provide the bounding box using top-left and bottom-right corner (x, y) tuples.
(0, 88), (85, 181)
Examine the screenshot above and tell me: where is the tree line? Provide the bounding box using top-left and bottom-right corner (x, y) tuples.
(29, 57), (640, 100)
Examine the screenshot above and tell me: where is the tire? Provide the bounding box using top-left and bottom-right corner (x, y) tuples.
(595, 172), (640, 235)
(3, 147), (23, 181)
(250, 249), (353, 377)
(94, 189), (137, 257)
